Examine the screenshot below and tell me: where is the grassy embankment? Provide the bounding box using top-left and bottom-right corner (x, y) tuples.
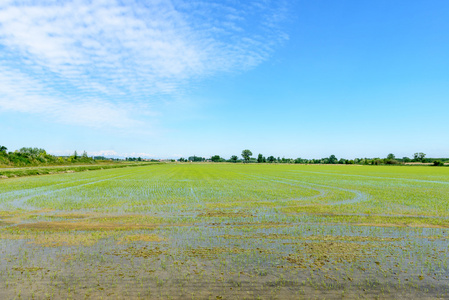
(0, 161), (162, 179)
(0, 147), (162, 178)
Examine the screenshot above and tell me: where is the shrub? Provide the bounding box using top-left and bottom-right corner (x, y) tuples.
(433, 160), (444, 166)
(384, 159), (399, 165)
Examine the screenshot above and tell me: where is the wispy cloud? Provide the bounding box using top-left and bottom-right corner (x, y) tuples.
(87, 150), (155, 158)
(49, 150), (158, 158)
(0, 0), (289, 130)
(0, 65), (141, 129)
(87, 150), (119, 157)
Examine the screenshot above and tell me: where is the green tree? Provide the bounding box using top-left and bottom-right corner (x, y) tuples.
(230, 155), (238, 163)
(328, 155), (337, 164)
(211, 155), (221, 162)
(387, 153), (395, 160)
(241, 149), (252, 163)
(188, 155), (205, 162)
(418, 152), (426, 162)
(257, 153), (264, 163)
(19, 147), (46, 156)
(413, 152), (426, 162)
(267, 156), (275, 163)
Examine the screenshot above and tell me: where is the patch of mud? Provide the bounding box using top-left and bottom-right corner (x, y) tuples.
(221, 233), (402, 243)
(184, 246), (260, 260)
(0, 230), (116, 247)
(109, 245), (166, 258)
(117, 234), (165, 244)
(13, 220), (157, 231)
(285, 241), (378, 268)
(197, 210), (254, 218)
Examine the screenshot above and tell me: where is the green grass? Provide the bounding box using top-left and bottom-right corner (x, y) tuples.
(0, 161), (161, 179)
(0, 163), (448, 299)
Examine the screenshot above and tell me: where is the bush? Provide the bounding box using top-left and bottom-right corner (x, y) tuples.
(384, 159), (399, 165)
(433, 160), (444, 166)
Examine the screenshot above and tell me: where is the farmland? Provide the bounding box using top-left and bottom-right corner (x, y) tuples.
(0, 163), (448, 299)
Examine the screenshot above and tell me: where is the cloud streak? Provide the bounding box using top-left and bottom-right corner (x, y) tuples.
(0, 0), (289, 130)
(0, 65), (141, 129)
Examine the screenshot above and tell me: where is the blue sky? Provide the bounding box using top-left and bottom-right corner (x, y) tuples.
(1, 0), (448, 159)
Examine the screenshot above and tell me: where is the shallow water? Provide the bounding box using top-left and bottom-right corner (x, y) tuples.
(0, 164), (448, 299)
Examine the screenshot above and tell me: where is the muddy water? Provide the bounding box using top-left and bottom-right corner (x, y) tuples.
(1, 164), (449, 299)
(1, 215), (448, 299)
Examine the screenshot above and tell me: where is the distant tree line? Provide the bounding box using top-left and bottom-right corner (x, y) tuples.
(126, 157), (160, 162)
(177, 150), (447, 166)
(126, 157), (143, 161)
(2, 144), (445, 167)
(178, 156), (207, 162)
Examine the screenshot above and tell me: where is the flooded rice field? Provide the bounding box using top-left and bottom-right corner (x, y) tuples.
(0, 164), (448, 299)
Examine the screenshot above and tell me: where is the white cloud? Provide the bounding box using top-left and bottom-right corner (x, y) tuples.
(0, 65), (141, 129)
(85, 151), (156, 158)
(0, 0), (289, 129)
(125, 152), (156, 158)
(87, 150), (119, 157)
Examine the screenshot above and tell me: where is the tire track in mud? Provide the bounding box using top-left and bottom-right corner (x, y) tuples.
(0, 176), (108, 201)
(239, 173), (369, 206)
(190, 187), (200, 204)
(0, 166), (158, 211)
(289, 170), (449, 185)
(277, 176), (369, 206)
(0, 168), (145, 200)
(125, 179), (326, 214)
(1, 173), (134, 211)
(0, 168), (159, 228)
(119, 172), (368, 215)
(0, 168), (367, 227)
(0, 165), (156, 202)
